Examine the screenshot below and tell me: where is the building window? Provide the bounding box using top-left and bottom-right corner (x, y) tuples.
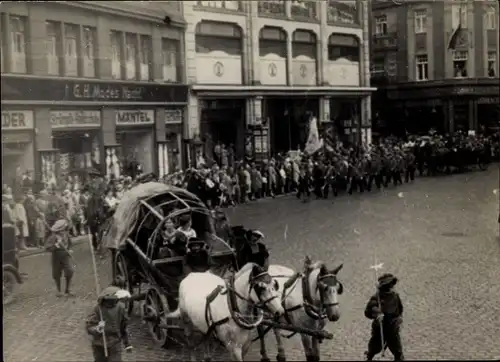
(196, 1), (242, 11)
(64, 24), (78, 76)
(162, 38), (179, 82)
(139, 35), (151, 81)
(291, 0), (317, 19)
(328, 34), (359, 62)
(46, 21), (60, 76)
(258, 0), (286, 16)
(125, 34), (137, 80)
(110, 31), (122, 79)
(485, 9), (496, 30)
(452, 4), (467, 29)
(82, 26), (96, 78)
(327, 0), (358, 25)
(10, 16), (27, 73)
(415, 54), (428, 81)
(374, 15), (388, 36)
(453, 50), (468, 78)
(414, 9), (427, 34)
(371, 58), (385, 75)
(487, 51), (496, 77)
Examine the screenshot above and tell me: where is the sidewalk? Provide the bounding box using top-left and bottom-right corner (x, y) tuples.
(19, 235), (88, 258)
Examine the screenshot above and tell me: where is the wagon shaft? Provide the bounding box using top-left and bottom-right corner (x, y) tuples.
(260, 320), (334, 339)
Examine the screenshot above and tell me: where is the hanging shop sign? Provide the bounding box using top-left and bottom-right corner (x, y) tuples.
(116, 110), (155, 125)
(1, 110), (34, 130)
(50, 110), (101, 128)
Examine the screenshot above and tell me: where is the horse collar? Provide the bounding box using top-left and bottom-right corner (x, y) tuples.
(226, 274), (260, 330)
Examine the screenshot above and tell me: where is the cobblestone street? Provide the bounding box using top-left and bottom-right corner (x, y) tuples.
(4, 168), (500, 361)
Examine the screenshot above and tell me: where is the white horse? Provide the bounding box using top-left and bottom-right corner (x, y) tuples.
(257, 256), (344, 362)
(167, 263), (284, 361)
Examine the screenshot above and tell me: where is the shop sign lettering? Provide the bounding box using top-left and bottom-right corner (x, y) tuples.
(116, 110), (154, 125)
(50, 110), (101, 128)
(71, 83), (145, 101)
(1, 111), (34, 130)
(165, 109), (183, 124)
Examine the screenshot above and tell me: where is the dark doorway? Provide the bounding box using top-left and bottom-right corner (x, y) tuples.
(265, 97), (319, 155)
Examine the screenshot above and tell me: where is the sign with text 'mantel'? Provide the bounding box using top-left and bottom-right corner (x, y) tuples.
(50, 110), (101, 128)
(116, 110), (154, 126)
(1, 111), (34, 130)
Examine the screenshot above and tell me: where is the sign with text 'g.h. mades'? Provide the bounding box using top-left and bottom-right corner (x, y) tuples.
(115, 110), (154, 126)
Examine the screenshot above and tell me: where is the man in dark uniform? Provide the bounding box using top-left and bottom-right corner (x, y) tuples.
(404, 147), (416, 183)
(45, 219), (75, 297)
(364, 273), (404, 360)
(296, 159), (311, 202)
(312, 160), (325, 199)
(86, 285), (133, 362)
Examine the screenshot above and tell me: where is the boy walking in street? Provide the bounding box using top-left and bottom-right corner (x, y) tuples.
(86, 285), (133, 362)
(45, 219), (75, 297)
(364, 273), (405, 361)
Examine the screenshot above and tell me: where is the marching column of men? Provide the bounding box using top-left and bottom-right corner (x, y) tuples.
(297, 144), (417, 202)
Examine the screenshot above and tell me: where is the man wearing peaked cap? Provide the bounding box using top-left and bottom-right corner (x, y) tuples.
(45, 219), (75, 297)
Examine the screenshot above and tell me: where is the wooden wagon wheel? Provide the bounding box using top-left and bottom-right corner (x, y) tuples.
(142, 287), (171, 348)
(3, 269), (19, 305)
(113, 251), (134, 315)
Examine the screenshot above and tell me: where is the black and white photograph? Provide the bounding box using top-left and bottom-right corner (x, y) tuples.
(1, 0), (499, 361)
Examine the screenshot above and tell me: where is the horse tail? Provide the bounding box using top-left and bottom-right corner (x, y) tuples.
(165, 308), (181, 319)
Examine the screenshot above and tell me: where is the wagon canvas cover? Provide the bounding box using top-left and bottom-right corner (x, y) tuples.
(103, 182), (194, 250)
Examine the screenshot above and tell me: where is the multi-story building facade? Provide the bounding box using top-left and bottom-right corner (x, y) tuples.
(182, 0), (374, 161)
(370, 0), (499, 135)
(1, 1), (187, 187)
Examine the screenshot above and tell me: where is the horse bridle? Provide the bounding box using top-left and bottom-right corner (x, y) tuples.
(249, 271), (280, 309)
(316, 272), (343, 310)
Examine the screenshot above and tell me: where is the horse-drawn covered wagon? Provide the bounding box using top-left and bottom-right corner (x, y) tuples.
(102, 182), (236, 347)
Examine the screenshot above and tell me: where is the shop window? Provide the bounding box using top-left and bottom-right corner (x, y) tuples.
(196, 1), (242, 11)
(374, 15), (387, 36)
(258, 0), (286, 16)
(487, 51), (496, 77)
(64, 24), (78, 76)
(452, 3), (467, 29)
(485, 9), (496, 30)
(110, 31), (122, 79)
(371, 58), (385, 75)
(453, 50), (468, 78)
(327, 0), (358, 25)
(328, 34), (359, 62)
(415, 54), (428, 81)
(414, 9), (427, 34)
(139, 35), (151, 81)
(46, 21), (61, 75)
(162, 38), (179, 82)
(10, 16), (27, 73)
(83, 26), (96, 78)
(125, 33), (137, 80)
(291, 0), (317, 19)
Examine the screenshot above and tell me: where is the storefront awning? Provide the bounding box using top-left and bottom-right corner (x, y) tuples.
(191, 85), (377, 98)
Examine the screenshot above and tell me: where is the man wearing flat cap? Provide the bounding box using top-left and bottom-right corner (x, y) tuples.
(364, 273), (404, 360)
(45, 219), (75, 297)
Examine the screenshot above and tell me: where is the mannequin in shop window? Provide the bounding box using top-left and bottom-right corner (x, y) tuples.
(454, 64), (467, 78)
(488, 65), (496, 78)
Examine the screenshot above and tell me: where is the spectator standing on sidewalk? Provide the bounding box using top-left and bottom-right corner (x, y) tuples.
(35, 190), (49, 248)
(13, 194), (29, 250)
(23, 189), (38, 247)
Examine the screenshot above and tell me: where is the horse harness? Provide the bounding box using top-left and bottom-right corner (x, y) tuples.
(257, 265), (341, 340)
(203, 270), (278, 341)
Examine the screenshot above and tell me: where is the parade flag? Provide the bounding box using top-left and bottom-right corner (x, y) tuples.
(304, 116), (323, 154)
(448, 5), (464, 50)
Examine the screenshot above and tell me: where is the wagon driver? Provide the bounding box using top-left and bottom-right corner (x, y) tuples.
(45, 219), (75, 297)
